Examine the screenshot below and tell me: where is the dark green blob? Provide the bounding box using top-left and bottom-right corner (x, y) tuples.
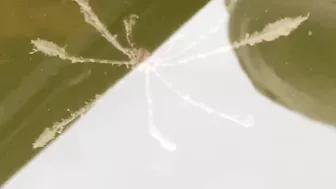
(227, 0), (336, 126)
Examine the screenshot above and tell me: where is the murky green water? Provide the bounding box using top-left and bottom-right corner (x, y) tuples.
(228, 0), (336, 127)
(0, 0), (209, 185)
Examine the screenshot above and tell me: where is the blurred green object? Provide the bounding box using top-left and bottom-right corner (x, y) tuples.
(0, 0), (209, 186)
(227, 0), (336, 126)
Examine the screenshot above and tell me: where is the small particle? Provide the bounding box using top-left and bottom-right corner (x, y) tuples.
(285, 62), (288, 65)
(308, 30), (312, 35)
(265, 9), (268, 12)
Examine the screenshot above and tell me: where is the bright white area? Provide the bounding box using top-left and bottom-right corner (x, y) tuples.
(3, 0), (336, 188)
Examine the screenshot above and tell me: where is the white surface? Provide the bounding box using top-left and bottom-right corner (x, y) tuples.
(4, 0), (336, 188)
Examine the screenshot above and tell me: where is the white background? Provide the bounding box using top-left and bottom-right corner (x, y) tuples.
(3, 0), (336, 188)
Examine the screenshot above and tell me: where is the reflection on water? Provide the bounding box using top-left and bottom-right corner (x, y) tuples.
(0, 0), (209, 185)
